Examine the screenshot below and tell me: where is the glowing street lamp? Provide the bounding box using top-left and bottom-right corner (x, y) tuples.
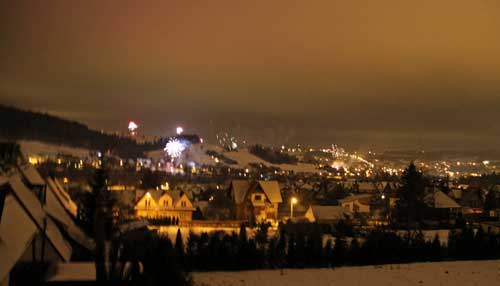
(290, 197), (298, 218)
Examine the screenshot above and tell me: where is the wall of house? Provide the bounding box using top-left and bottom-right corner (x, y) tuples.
(19, 233), (62, 263)
(136, 195), (158, 211)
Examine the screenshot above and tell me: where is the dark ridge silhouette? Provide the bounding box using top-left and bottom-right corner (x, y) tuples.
(0, 104), (169, 158)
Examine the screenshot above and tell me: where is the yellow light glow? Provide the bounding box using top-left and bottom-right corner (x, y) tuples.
(291, 197), (298, 205)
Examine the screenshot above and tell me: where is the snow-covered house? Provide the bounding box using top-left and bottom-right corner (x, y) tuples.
(135, 190), (195, 222)
(0, 173), (72, 286)
(45, 178), (94, 251)
(305, 205), (352, 224)
(338, 194), (372, 213)
(229, 180), (282, 222)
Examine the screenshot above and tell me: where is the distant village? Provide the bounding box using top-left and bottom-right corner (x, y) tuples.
(1, 140), (500, 285)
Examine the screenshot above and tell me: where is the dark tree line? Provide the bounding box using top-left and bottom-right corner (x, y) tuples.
(170, 223), (500, 271)
(249, 144), (299, 165)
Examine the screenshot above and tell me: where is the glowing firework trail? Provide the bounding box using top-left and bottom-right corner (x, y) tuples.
(164, 138), (186, 158)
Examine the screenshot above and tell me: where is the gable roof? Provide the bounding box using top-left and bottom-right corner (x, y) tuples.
(19, 164), (45, 186)
(338, 194), (372, 204)
(47, 178), (78, 218)
(0, 194), (38, 282)
(46, 178), (94, 251)
(258, 181), (282, 203)
(136, 189), (163, 203)
(307, 205), (351, 221)
(425, 189), (461, 209)
(7, 173), (72, 261)
(230, 180), (250, 204)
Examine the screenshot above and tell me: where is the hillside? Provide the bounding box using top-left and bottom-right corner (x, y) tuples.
(0, 105), (156, 158)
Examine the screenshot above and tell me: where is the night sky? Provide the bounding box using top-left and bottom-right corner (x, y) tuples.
(1, 1), (499, 150)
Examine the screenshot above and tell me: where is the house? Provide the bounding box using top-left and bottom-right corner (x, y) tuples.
(424, 189), (461, 210)
(338, 194), (372, 213)
(424, 189), (462, 220)
(460, 187), (484, 211)
(304, 205), (352, 224)
(1, 173), (72, 286)
(229, 180), (282, 222)
(135, 190), (195, 223)
(45, 178), (94, 251)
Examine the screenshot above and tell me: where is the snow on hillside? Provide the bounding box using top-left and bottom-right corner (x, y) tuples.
(222, 149), (269, 167)
(19, 140), (92, 158)
(194, 260), (500, 286)
(147, 144), (319, 173)
(221, 149), (319, 173)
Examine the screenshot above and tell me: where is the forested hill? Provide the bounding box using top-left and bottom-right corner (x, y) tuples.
(0, 104), (158, 157)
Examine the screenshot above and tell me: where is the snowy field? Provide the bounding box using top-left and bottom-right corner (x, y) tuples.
(193, 260), (500, 286)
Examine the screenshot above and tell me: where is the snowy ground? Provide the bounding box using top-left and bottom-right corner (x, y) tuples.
(193, 260), (500, 286)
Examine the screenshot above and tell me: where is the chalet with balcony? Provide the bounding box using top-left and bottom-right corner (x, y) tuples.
(135, 190), (195, 222)
(229, 180), (282, 222)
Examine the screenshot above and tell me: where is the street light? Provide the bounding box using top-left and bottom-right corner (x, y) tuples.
(290, 197), (298, 218)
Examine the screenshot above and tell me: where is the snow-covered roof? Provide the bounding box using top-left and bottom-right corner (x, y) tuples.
(136, 189), (163, 203)
(258, 181), (282, 203)
(9, 173), (45, 227)
(0, 194), (38, 282)
(307, 205), (351, 222)
(425, 190), (461, 209)
(47, 178), (78, 218)
(46, 178), (94, 251)
(231, 180), (250, 204)
(19, 164), (45, 186)
(8, 174), (72, 261)
(338, 194), (372, 204)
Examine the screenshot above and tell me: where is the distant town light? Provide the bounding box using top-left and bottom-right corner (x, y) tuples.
(483, 160), (490, 165)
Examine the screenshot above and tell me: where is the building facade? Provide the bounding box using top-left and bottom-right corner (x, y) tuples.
(135, 190), (195, 222)
(230, 180), (282, 222)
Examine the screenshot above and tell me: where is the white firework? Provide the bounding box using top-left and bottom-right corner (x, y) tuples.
(164, 139), (186, 158)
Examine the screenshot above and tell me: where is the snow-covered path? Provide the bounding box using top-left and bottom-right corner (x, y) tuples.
(194, 260), (500, 286)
